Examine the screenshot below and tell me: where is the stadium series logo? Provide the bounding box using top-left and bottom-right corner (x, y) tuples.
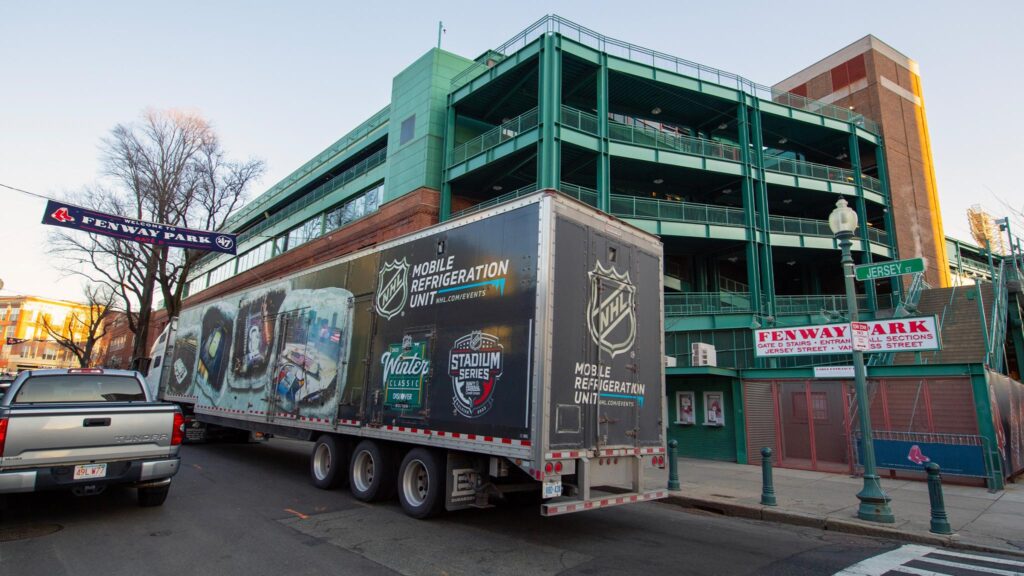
(586, 261), (636, 358)
(449, 331), (503, 418)
(375, 258), (409, 320)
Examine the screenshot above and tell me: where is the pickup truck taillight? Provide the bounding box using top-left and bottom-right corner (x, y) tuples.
(171, 412), (185, 446)
(0, 417), (8, 457)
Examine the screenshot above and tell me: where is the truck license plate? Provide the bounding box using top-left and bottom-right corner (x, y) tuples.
(73, 463), (107, 480)
(543, 478), (562, 499)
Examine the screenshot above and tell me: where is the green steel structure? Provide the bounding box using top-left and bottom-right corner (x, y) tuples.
(183, 16), (1024, 470)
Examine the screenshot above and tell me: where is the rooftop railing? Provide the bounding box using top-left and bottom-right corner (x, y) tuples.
(225, 105), (391, 230)
(450, 15), (878, 133)
(234, 148), (387, 246)
(665, 292), (755, 316)
(449, 107), (539, 166)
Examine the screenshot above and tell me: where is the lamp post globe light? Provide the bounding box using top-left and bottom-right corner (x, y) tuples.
(829, 197), (895, 523)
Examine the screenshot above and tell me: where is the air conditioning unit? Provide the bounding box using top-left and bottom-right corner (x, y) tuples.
(691, 343), (717, 367)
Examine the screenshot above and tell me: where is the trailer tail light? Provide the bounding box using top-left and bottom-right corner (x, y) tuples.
(554, 461), (563, 473)
(544, 462), (553, 474)
(0, 417), (7, 457)
(170, 412), (185, 446)
(652, 455), (665, 468)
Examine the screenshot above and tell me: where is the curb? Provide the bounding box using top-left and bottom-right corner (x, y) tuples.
(661, 493), (1024, 558)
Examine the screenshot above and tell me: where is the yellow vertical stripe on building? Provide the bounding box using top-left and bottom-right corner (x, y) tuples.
(911, 70), (951, 287)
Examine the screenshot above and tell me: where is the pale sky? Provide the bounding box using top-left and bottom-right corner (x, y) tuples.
(2, 0), (1021, 302)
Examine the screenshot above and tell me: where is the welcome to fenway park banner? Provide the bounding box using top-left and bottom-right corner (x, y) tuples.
(754, 316), (940, 357)
(41, 200), (237, 255)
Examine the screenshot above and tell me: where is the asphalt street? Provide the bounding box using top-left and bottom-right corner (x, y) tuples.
(0, 438), (1013, 575)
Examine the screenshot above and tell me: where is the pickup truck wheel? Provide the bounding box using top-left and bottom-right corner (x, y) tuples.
(349, 440), (395, 502)
(310, 435), (347, 489)
(138, 484), (170, 507)
(398, 448), (444, 519)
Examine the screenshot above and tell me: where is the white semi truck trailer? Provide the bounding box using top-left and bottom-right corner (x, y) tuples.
(148, 190), (667, 518)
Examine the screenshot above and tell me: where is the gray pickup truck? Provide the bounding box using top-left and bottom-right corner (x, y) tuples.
(0, 368), (183, 506)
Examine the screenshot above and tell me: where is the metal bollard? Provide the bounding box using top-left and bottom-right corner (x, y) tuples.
(668, 440), (680, 490)
(926, 462), (952, 535)
(761, 447), (777, 506)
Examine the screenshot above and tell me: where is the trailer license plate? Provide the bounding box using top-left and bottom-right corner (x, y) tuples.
(73, 463), (107, 480)
(543, 478), (562, 499)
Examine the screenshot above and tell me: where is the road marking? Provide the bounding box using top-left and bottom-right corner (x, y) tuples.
(283, 508), (309, 520)
(834, 544), (1024, 575)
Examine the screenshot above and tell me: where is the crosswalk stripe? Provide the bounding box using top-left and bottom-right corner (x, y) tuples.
(912, 557), (1021, 576)
(834, 544), (1024, 576)
(925, 549), (1024, 568)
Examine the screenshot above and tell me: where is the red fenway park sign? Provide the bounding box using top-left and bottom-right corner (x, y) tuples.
(754, 316), (940, 357)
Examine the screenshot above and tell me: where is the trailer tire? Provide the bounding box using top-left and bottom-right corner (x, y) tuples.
(310, 435), (347, 489)
(397, 448), (445, 519)
(349, 440), (395, 502)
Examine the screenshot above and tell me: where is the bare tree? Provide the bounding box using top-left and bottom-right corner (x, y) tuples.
(41, 285), (116, 368)
(53, 109), (264, 368)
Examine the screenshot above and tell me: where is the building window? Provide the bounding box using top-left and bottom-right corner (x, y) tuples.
(325, 183), (384, 232)
(208, 260), (235, 286)
(400, 115), (415, 145)
(237, 241), (272, 274)
(286, 216), (322, 251)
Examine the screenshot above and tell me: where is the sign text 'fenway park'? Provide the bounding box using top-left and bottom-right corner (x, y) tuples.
(754, 316), (940, 357)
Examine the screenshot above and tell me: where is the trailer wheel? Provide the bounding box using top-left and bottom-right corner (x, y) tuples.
(310, 435), (347, 489)
(398, 448), (445, 519)
(349, 440), (395, 502)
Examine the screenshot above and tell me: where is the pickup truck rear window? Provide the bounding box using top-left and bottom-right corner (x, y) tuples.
(13, 375), (146, 403)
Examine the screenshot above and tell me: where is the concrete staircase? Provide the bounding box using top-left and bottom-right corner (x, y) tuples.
(892, 283), (993, 365)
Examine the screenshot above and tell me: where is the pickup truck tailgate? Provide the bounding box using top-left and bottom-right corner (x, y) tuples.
(2, 404), (179, 468)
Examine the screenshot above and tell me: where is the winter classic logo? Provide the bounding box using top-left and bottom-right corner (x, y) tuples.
(449, 331), (503, 418)
(375, 258), (409, 320)
(586, 261), (636, 358)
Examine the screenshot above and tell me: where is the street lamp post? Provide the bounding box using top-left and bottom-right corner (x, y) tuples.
(829, 197), (895, 524)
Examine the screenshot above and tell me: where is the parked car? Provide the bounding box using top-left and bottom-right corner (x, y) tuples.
(0, 368), (183, 506)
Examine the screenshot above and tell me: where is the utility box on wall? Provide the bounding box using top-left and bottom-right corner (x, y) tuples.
(691, 343), (717, 367)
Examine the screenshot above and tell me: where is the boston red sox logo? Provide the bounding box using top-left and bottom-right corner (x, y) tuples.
(51, 207), (75, 223)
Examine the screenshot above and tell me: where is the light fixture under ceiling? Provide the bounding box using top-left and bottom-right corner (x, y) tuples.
(492, 185), (503, 191)
(727, 256), (739, 263)
(651, 107), (662, 115)
(783, 198), (792, 204)
(786, 260), (797, 266)
(717, 122), (728, 130)
(721, 188), (732, 195)
(778, 137), (788, 144)
(653, 178), (664, 184)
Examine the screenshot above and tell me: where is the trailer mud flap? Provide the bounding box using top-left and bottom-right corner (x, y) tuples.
(445, 451), (479, 511)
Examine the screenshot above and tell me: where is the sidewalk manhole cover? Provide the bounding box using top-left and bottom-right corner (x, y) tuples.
(0, 523), (64, 542)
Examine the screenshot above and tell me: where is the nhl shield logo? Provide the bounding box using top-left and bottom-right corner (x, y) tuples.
(586, 261), (637, 358)
(375, 258), (409, 320)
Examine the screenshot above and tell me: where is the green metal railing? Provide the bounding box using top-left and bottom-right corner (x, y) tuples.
(449, 183), (540, 219)
(609, 194), (747, 226)
(234, 149), (387, 245)
(665, 292), (755, 316)
(558, 182), (599, 207)
(559, 106), (600, 135)
(762, 155), (884, 195)
(450, 15), (878, 134)
(450, 108), (539, 166)
(607, 120), (742, 162)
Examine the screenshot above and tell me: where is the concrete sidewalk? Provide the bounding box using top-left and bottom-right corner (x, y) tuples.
(654, 458), (1024, 555)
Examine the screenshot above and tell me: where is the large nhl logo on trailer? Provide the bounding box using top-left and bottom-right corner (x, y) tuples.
(449, 331), (503, 418)
(375, 258), (409, 320)
(586, 261), (636, 358)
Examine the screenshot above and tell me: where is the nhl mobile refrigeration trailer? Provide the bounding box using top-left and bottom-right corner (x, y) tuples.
(149, 190), (667, 517)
